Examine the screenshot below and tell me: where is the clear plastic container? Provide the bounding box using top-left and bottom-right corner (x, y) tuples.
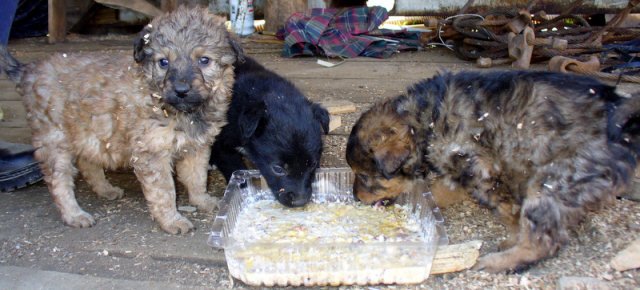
(208, 168), (448, 287)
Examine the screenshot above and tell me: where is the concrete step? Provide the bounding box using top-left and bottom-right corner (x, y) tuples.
(0, 265), (208, 290)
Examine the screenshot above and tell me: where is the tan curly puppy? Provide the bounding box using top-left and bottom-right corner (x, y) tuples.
(0, 6), (241, 234)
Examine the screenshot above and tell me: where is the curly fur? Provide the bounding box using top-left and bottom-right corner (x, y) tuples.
(0, 6), (240, 234)
(346, 70), (640, 272)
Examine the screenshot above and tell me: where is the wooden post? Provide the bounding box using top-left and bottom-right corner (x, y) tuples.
(264, 0), (308, 34)
(430, 240), (483, 274)
(94, 0), (163, 17)
(161, 0), (178, 12)
(48, 0), (66, 43)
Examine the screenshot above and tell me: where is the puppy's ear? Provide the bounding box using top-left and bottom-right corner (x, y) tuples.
(222, 34), (245, 65)
(133, 25), (153, 63)
(372, 125), (414, 179)
(230, 37), (245, 63)
(374, 146), (410, 179)
(312, 103), (330, 134)
(238, 100), (266, 140)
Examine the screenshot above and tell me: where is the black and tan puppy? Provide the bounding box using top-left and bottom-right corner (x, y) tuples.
(210, 56), (329, 207)
(346, 70), (640, 272)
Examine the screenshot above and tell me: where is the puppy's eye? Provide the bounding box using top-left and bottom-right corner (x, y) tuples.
(271, 164), (287, 176)
(158, 58), (169, 69)
(198, 57), (210, 66)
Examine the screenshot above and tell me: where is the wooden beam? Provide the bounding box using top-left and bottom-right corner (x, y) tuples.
(430, 240), (482, 274)
(94, 0), (162, 17)
(264, 0), (308, 34)
(161, 0), (178, 12)
(48, 0), (66, 43)
(328, 115), (341, 132)
(611, 238), (640, 272)
(319, 99), (356, 114)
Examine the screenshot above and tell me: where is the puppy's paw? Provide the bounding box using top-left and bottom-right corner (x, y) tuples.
(190, 195), (219, 213)
(96, 186), (125, 200)
(159, 213), (195, 235)
(498, 237), (518, 251)
(472, 251), (530, 273)
(62, 210), (96, 228)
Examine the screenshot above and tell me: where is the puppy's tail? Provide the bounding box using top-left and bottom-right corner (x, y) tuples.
(0, 45), (24, 83)
(609, 90), (640, 157)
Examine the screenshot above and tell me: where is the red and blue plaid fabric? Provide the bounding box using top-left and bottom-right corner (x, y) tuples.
(280, 6), (420, 58)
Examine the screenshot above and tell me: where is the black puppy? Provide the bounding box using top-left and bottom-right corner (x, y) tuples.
(210, 56), (329, 207)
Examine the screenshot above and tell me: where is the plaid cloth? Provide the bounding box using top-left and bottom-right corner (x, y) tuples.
(280, 6), (420, 58)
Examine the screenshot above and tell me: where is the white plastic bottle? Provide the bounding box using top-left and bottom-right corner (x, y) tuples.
(229, 0), (255, 36)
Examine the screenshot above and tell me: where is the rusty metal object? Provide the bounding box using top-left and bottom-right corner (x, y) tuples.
(458, 0), (476, 14)
(508, 27), (534, 69)
(429, 0), (640, 84)
(559, 0), (584, 15)
(548, 55), (600, 73)
(548, 55), (640, 83)
(586, 0), (640, 43)
(424, 0), (639, 83)
(476, 57), (512, 68)
(538, 14), (590, 29)
(212, 0), (640, 16)
(392, 0), (640, 16)
(506, 10), (531, 34)
(525, 33), (568, 50)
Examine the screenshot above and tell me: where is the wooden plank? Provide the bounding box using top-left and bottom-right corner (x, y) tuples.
(94, 0), (162, 17)
(297, 79), (412, 103)
(611, 238), (640, 272)
(0, 101), (28, 128)
(48, 0), (67, 43)
(264, 0), (308, 33)
(161, 0), (178, 12)
(320, 99), (356, 114)
(249, 50), (467, 65)
(0, 101), (27, 128)
(256, 59), (473, 80)
(6, 41), (131, 57)
(328, 115), (341, 132)
(0, 127), (32, 144)
(0, 79), (20, 101)
(430, 240), (482, 274)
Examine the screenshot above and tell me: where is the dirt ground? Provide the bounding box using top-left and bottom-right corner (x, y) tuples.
(1, 34), (639, 289)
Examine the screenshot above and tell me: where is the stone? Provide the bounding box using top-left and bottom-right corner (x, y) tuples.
(611, 238), (640, 272)
(556, 276), (609, 290)
(177, 206), (197, 213)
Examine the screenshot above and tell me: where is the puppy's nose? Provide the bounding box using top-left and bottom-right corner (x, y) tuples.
(352, 185), (362, 201)
(279, 191), (309, 207)
(290, 195), (309, 207)
(174, 81), (190, 96)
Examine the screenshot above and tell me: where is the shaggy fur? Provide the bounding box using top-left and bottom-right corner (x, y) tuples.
(346, 70), (640, 272)
(209, 56), (329, 207)
(0, 7), (240, 234)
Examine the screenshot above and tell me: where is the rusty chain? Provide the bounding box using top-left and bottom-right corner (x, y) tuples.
(424, 0), (640, 82)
